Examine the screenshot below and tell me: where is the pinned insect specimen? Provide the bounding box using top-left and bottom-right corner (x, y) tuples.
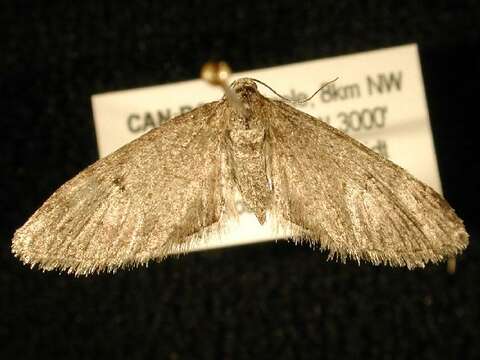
(12, 62), (468, 275)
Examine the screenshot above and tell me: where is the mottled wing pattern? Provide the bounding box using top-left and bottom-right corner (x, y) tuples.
(12, 101), (226, 275)
(267, 100), (468, 268)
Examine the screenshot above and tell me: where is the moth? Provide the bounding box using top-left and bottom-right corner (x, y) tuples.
(12, 62), (468, 275)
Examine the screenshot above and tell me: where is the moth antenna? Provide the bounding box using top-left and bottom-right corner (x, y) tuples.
(200, 61), (248, 118)
(247, 77), (339, 104)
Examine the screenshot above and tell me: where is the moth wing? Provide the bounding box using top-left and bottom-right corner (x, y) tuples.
(268, 101), (468, 268)
(12, 101), (226, 275)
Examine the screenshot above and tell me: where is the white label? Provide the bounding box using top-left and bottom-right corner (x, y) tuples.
(92, 43), (441, 252)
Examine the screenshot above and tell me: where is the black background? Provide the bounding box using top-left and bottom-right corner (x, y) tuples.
(1, 1), (479, 359)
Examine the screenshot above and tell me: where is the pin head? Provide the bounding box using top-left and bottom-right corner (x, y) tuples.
(200, 61), (232, 86)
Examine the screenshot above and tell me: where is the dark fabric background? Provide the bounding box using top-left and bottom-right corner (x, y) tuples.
(1, 1), (479, 359)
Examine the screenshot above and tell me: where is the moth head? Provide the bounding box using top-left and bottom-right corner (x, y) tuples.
(230, 78), (258, 96)
(200, 62), (258, 119)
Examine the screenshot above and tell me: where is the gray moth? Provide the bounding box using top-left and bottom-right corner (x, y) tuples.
(12, 63), (469, 275)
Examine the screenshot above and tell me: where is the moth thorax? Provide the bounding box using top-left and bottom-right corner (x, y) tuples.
(229, 128), (265, 145)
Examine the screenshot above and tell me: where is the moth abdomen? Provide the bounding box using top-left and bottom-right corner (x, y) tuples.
(228, 128), (272, 224)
